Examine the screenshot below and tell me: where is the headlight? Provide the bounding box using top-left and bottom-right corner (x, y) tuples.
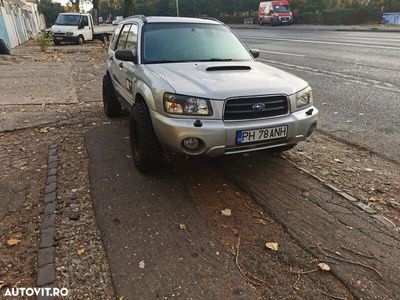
(163, 93), (213, 116)
(296, 87), (313, 109)
(273, 13), (279, 17)
(66, 32), (74, 36)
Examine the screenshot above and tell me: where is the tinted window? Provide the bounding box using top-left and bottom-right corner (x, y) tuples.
(117, 24), (131, 50)
(125, 24), (138, 55)
(142, 23), (252, 64)
(81, 16), (89, 27)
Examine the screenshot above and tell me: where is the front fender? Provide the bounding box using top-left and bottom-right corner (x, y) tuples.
(134, 80), (156, 111)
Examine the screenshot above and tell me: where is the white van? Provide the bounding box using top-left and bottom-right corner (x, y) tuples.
(51, 13), (116, 45)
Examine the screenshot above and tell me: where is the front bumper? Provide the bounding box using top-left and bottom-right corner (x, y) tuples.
(151, 106), (318, 157)
(53, 36), (78, 43)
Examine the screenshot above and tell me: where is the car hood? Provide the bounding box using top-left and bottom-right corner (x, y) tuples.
(145, 61), (308, 100)
(51, 25), (77, 33)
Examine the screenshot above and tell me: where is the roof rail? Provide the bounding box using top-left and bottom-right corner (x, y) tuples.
(125, 15), (147, 23)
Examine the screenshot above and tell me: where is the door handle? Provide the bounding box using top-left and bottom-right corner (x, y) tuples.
(119, 62), (124, 68)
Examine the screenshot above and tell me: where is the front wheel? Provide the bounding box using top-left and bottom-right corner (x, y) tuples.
(77, 35), (84, 45)
(130, 102), (164, 173)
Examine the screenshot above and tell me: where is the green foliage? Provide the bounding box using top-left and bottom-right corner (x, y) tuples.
(37, 0), (65, 27)
(37, 33), (53, 52)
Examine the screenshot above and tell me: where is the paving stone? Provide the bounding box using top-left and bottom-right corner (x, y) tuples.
(373, 215), (397, 229)
(41, 214), (56, 229)
(355, 202), (376, 214)
(48, 161), (58, 169)
(48, 155), (58, 163)
(44, 191), (56, 204)
(338, 192), (357, 202)
(44, 182), (56, 194)
(38, 247), (55, 267)
(46, 175), (57, 185)
(44, 202), (56, 216)
(47, 168), (57, 176)
(40, 227), (56, 248)
(37, 264), (56, 286)
(48, 148), (57, 156)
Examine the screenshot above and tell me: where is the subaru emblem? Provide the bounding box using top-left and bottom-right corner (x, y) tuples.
(252, 103), (266, 111)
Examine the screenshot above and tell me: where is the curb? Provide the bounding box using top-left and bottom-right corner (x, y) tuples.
(286, 159), (398, 231)
(36, 143), (59, 300)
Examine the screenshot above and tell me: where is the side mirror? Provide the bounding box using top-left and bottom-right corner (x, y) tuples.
(250, 48), (260, 58)
(115, 49), (137, 63)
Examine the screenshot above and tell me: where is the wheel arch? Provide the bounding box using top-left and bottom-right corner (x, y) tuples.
(133, 80), (156, 111)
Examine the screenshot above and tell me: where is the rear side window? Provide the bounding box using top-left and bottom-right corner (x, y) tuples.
(116, 25), (131, 50)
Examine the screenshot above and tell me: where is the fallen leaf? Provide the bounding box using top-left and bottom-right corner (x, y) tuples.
(39, 128), (48, 133)
(265, 242), (279, 251)
(7, 239), (20, 246)
(77, 248), (85, 256)
(179, 224), (187, 230)
(119, 297), (125, 300)
(334, 158), (344, 163)
(221, 208), (232, 216)
(318, 262), (331, 271)
(365, 168), (373, 172)
(138, 260), (145, 269)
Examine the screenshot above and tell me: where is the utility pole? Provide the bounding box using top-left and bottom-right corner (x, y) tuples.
(176, 0), (180, 17)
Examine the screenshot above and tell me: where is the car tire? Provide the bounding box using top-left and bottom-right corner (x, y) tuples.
(53, 40), (61, 46)
(102, 74), (121, 118)
(77, 35), (84, 45)
(269, 144), (296, 153)
(130, 101), (164, 173)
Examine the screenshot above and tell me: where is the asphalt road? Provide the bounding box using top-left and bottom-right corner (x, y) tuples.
(234, 27), (400, 163)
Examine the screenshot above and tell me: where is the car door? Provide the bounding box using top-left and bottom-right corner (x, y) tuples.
(110, 24), (131, 99)
(79, 15), (92, 41)
(120, 23), (139, 105)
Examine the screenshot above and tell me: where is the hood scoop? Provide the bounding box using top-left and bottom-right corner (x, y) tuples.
(206, 65), (251, 71)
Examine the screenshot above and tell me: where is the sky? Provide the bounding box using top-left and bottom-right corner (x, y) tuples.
(53, 0), (93, 13)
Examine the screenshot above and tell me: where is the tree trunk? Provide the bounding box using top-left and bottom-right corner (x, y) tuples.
(92, 0), (99, 25)
(124, 0), (133, 17)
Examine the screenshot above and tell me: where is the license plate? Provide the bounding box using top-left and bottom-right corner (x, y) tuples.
(236, 125), (288, 144)
(55, 37), (63, 40)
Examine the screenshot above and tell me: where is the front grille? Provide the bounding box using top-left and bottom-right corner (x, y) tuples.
(53, 33), (66, 36)
(223, 95), (289, 121)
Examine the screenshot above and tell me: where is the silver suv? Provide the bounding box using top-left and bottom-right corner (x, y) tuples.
(102, 15), (318, 172)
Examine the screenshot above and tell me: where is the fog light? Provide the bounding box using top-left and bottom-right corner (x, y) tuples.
(182, 137), (200, 150)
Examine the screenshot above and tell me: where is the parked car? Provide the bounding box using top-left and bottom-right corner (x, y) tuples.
(50, 13), (116, 45)
(102, 16), (317, 172)
(258, 1), (293, 25)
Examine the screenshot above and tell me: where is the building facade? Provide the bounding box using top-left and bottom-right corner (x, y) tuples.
(0, 0), (45, 49)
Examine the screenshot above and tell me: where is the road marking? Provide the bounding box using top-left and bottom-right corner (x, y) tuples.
(240, 35), (400, 51)
(257, 49), (306, 57)
(258, 58), (400, 93)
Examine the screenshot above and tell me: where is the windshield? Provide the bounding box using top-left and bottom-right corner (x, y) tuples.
(142, 23), (253, 64)
(54, 14), (81, 26)
(273, 5), (290, 12)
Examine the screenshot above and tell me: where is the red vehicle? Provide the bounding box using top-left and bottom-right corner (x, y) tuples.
(258, 1), (293, 25)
